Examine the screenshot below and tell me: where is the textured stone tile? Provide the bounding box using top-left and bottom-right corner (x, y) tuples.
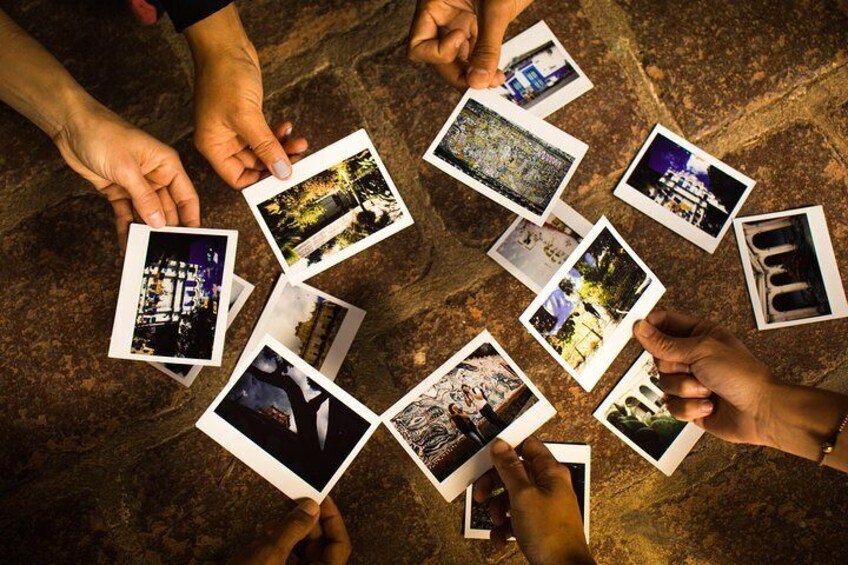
(615, 0), (848, 135)
(0, 196), (196, 485)
(0, 492), (116, 563)
(0, 2), (192, 229)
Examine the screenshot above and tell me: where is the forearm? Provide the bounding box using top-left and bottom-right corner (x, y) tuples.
(761, 382), (848, 472)
(0, 9), (96, 138)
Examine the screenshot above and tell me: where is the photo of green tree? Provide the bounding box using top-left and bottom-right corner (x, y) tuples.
(257, 149), (405, 270)
(528, 227), (651, 370)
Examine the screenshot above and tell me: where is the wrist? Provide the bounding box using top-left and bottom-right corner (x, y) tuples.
(752, 380), (783, 449)
(183, 3), (253, 68)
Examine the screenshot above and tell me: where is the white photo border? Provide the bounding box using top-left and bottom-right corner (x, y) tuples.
(463, 442), (591, 540)
(519, 216), (665, 392)
(613, 124), (756, 254)
(195, 335), (380, 503)
(149, 274), (255, 387)
(493, 20), (594, 118)
(733, 205), (848, 330)
(237, 274), (366, 380)
(423, 89), (588, 226)
(381, 330), (556, 502)
(108, 224), (238, 366)
(488, 200), (594, 294)
(593, 351), (704, 476)
(243, 129), (414, 284)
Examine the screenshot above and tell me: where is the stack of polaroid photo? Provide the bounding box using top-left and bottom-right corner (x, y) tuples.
(192, 128), (419, 502)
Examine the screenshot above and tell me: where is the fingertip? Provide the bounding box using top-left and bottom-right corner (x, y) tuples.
(147, 209), (165, 229)
(636, 319), (656, 339)
(298, 499), (320, 517)
(271, 157), (292, 180)
(490, 438), (510, 456)
(467, 66), (491, 88)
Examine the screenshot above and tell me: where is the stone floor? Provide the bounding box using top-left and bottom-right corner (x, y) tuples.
(2, 0), (848, 563)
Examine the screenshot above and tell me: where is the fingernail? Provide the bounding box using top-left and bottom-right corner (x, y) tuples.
(468, 67), (490, 84)
(454, 37), (464, 49)
(491, 439), (509, 455)
(148, 210), (165, 228)
(272, 159), (291, 179)
(696, 385), (711, 397)
(284, 125), (293, 137)
(637, 320), (655, 338)
(298, 499), (320, 517)
(700, 400), (714, 415)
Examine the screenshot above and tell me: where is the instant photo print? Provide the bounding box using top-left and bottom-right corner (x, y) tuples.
(464, 442), (590, 540)
(494, 20), (593, 118)
(520, 217), (665, 392)
(149, 274), (254, 387)
(593, 351), (704, 476)
(243, 129), (414, 283)
(488, 200), (594, 293)
(109, 225), (238, 366)
(238, 275), (366, 380)
(196, 335), (380, 502)
(382, 331), (556, 502)
(733, 205), (848, 330)
(423, 89), (588, 226)
(614, 124), (756, 254)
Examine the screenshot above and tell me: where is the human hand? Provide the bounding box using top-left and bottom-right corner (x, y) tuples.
(634, 310), (777, 446)
(186, 4), (308, 189)
(473, 438), (592, 565)
(238, 497), (351, 565)
(54, 99), (200, 250)
(407, 0), (533, 89)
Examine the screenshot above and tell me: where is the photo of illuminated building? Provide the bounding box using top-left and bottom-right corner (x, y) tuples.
(498, 40), (578, 110)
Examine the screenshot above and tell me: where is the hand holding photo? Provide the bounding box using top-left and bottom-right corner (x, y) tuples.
(593, 351), (704, 476)
(381, 331), (556, 502)
(149, 275), (254, 387)
(464, 443), (590, 540)
(243, 129), (414, 283)
(614, 124), (755, 253)
(196, 336), (379, 502)
(109, 225), (238, 366)
(238, 275), (365, 380)
(520, 217), (665, 392)
(494, 20), (593, 118)
(423, 89), (588, 226)
(488, 200), (593, 293)
(733, 205), (848, 330)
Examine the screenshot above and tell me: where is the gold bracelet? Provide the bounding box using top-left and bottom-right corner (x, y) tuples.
(819, 411), (848, 466)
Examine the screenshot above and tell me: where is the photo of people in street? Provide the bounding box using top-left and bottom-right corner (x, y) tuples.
(527, 226), (651, 371)
(388, 342), (539, 482)
(131, 231), (229, 360)
(213, 344), (372, 492)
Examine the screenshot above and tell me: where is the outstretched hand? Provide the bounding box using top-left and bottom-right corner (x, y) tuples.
(407, 0), (533, 89)
(634, 310), (777, 445)
(239, 497), (351, 565)
(473, 437), (592, 564)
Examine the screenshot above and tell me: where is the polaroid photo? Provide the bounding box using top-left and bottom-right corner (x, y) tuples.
(614, 124), (756, 254)
(243, 129), (414, 283)
(494, 20), (593, 118)
(109, 224), (238, 366)
(238, 275), (366, 380)
(196, 335), (380, 502)
(520, 217), (665, 392)
(382, 331), (556, 502)
(488, 200), (594, 293)
(733, 205), (848, 330)
(149, 274), (255, 387)
(464, 442), (590, 540)
(423, 89), (588, 226)
(594, 351), (704, 476)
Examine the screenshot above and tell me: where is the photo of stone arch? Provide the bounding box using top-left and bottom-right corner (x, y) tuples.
(734, 206), (848, 330)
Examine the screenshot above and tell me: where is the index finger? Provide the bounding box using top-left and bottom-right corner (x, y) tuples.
(319, 496), (351, 564)
(168, 167), (201, 227)
(518, 437), (564, 487)
(646, 310), (702, 337)
(408, 26), (466, 64)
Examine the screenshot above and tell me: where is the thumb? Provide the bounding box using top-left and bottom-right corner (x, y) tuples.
(490, 438), (531, 493)
(114, 165), (165, 228)
(467, 2), (513, 88)
(634, 320), (704, 365)
(240, 111), (292, 180)
(274, 499), (320, 557)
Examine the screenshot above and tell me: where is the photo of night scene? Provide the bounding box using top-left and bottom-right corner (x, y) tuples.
(131, 232), (229, 360)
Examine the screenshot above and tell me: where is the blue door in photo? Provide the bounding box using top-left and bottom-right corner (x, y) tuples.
(508, 78), (525, 102)
(522, 65), (546, 93)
